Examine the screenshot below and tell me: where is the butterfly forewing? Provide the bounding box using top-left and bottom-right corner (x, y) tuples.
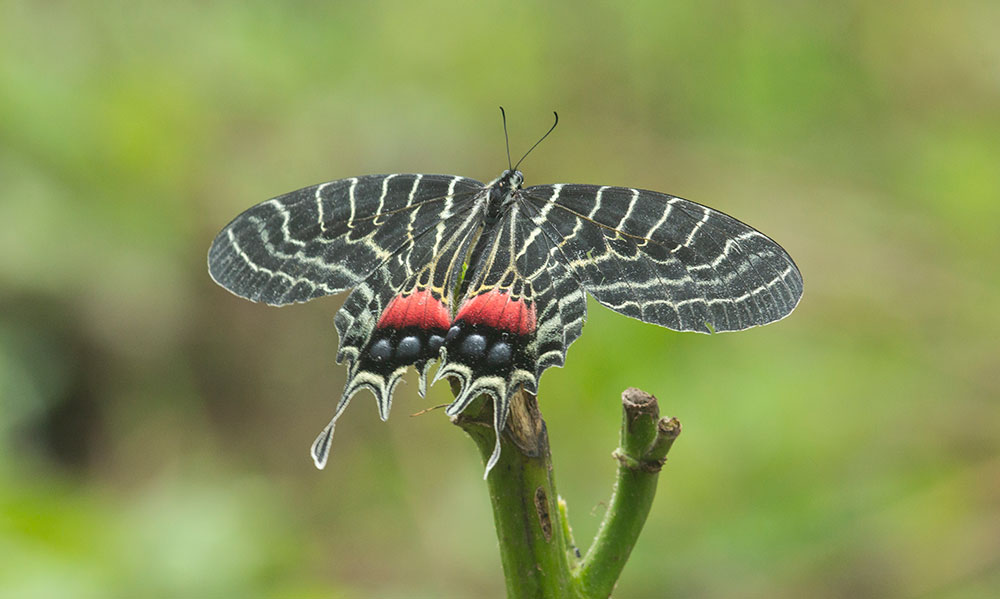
(208, 174), (483, 305)
(522, 184), (803, 333)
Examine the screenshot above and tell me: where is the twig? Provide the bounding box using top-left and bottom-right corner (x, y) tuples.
(577, 388), (681, 597)
(452, 384), (681, 598)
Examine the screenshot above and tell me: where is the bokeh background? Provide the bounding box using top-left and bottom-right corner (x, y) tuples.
(2, 1), (998, 597)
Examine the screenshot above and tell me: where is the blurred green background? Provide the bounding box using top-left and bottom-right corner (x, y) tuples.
(2, 1), (998, 597)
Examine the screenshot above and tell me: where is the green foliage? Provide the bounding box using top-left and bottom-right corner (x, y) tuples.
(2, 1), (998, 596)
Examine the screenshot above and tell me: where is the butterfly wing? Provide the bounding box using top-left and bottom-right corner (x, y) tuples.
(311, 196), (486, 468)
(208, 174), (484, 305)
(207, 173), (491, 469)
(433, 200), (587, 472)
(209, 170), (804, 474)
(522, 184), (803, 333)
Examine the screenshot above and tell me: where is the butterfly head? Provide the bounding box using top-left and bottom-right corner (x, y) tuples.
(497, 169), (524, 191)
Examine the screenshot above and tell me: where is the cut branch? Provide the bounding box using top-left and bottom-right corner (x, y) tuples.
(451, 385), (580, 599)
(577, 388), (682, 598)
(451, 384), (681, 599)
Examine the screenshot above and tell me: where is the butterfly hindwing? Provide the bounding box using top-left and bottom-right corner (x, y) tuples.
(436, 204), (537, 418)
(310, 196), (486, 468)
(335, 199), (483, 411)
(433, 200), (588, 473)
(517, 200), (588, 376)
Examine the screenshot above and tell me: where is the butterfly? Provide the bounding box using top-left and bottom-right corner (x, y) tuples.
(207, 111), (803, 475)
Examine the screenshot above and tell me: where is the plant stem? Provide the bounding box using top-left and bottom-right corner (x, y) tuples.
(577, 388), (681, 597)
(452, 385), (681, 599)
(452, 385), (582, 599)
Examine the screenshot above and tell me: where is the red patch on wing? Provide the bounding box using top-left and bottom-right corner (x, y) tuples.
(377, 289), (451, 330)
(456, 291), (537, 336)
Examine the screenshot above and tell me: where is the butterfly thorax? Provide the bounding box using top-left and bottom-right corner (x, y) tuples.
(485, 169), (524, 225)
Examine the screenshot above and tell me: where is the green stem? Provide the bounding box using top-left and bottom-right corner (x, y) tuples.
(452, 386), (582, 599)
(577, 388), (681, 597)
(452, 385), (681, 598)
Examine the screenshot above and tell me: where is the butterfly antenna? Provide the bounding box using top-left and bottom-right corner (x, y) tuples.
(514, 111), (558, 170)
(500, 106), (513, 171)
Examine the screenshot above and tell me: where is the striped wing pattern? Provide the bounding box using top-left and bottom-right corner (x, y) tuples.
(208, 174), (483, 305)
(208, 168), (802, 475)
(431, 200), (588, 471)
(523, 184), (802, 332)
(311, 198), (484, 466)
